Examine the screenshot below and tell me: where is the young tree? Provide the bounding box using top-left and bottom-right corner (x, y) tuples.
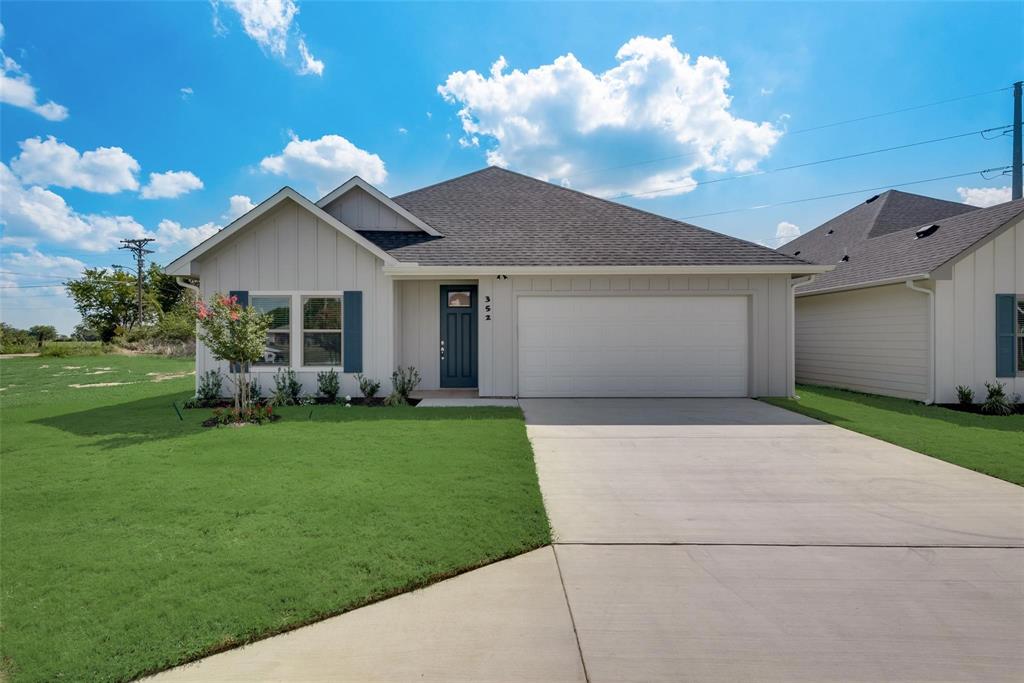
(65, 268), (139, 341)
(195, 294), (272, 411)
(28, 325), (58, 347)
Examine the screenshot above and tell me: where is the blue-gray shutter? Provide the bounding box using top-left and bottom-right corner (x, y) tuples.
(343, 291), (363, 373)
(995, 294), (1016, 377)
(229, 290), (249, 373)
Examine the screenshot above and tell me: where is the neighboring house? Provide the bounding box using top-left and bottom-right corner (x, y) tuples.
(166, 167), (827, 398)
(779, 190), (1024, 403)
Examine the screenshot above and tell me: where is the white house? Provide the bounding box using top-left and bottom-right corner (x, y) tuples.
(166, 167), (829, 398)
(779, 190), (1024, 403)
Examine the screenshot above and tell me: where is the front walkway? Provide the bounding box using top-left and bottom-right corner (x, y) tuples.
(151, 399), (1024, 682)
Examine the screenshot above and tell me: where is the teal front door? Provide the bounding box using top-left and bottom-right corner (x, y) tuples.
(439, 285), (478, 388)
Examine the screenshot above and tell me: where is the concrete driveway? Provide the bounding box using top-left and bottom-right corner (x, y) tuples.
(153, 398), (1023, 682)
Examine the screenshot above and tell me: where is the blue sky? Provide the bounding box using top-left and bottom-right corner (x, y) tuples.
(1, 1), (1022, 332)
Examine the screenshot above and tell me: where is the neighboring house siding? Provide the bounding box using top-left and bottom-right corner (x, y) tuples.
(194, 198), (394, 396)
(397, 274), (792, 397)
(321, 185), (418, 232)
(795, 284), (930, 401)
(934, 219), (1023, 403)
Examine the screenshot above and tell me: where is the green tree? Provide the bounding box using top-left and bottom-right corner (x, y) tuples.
(0, 323), (31, 350)
(195, 293), (272, 411)
(28, 325), (58, 347)
(71, 324), (101, 342)
(65, 268), (142, 341)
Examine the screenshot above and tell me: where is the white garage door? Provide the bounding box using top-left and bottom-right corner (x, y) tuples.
(517, 296), (748, 397)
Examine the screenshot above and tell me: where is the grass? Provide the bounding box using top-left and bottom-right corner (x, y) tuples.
(0, 340), (108, 357)
(762, 384), (1024, 486)
(0, 355), (550, 682)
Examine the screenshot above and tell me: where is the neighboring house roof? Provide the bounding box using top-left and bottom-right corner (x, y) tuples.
(780, 189), (975, 266)
(359, 166), (812, 267)
(794, 198), (1024, 295)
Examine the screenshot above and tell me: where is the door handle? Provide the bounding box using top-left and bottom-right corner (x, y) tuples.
(440, 340), (446, 360)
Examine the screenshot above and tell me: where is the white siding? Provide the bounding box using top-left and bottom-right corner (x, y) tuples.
(194, 198), (393, 396)
(795, 284), (930, 401)
(321, 185), (418, 231)
(397, 274), (792, 397)
(934, 219), (1023, 403)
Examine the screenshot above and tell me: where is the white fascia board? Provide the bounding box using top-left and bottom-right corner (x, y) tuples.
(315, 176), (441, 237)
(163, 186), (399, 276)
(795, 272), (931, 297)
(382, 264), (835, 279)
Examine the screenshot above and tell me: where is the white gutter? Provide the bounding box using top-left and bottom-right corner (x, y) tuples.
(175, 277), (201, 297)
(795, 273), (930, 297)
(904, 276), (935, 405)
(788, 274), (817, 397)
(383, 264), (834, 278)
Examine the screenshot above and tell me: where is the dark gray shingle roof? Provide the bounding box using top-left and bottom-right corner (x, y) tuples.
(779, 190), (975, 266)
(359, 167), (811, 267)
(796, 199), (1024, 294)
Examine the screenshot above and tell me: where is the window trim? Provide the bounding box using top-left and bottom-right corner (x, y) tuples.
(1016, 294), (1024, 377)
(301, 294), (344, 369)
(250, 293), (292, 368)
(247, 291), (346, 373)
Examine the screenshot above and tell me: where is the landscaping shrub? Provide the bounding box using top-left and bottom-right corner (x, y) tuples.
(204, 403), (276, 427)
(317, 368), (340, 402)
(981, 381), (1013, 416)
(355, 372), (381, 399)
(185, 369), (224, 408)
(955, 385), (975, 405)
(270, 368), (302, 406)
(385, 366), (421, 406)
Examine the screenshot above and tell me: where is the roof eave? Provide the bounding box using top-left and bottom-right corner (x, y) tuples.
(795, 272), (931, 297)
(382, 264), (834, 278)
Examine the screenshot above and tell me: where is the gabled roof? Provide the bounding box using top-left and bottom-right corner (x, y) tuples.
(795, 199), (1024, 295)
(316, 176), (442, 236)
(358, 167), (812, 267)
(780, 190), (975, 266)
(164, 187), (399, 276)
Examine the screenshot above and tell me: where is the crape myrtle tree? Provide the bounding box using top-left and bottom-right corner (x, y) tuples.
(195, 293), (272, 411)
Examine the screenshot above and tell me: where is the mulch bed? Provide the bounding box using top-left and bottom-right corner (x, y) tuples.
(188, 396), (420, 410)
(936, 403), (1024, 415)
(201, 414), (283, 428)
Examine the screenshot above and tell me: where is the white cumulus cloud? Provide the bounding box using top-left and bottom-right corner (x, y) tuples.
(215, 0), (324, 76)
(438, 35), (781, 199)
(140, 170), (204, 199)
(223, 194), (256, 221)
(0, 47), (68, 121)
(10, 136), (138, 194)
(759, 220), (801, 248)
(155, 219), (220, 251)
(180, 86), (194, 100)
(956, 186), (1011, 208)
(0, 162), (150, 252)
(259, 133), (387, 195)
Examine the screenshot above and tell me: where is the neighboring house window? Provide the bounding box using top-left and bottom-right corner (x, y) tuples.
(303, 296), (343, 366)
(252, 296), (291, 366)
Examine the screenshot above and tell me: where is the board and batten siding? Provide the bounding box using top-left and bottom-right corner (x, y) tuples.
(320, 185), (417, 232)
(194, 197), (394, 396)
(396, 274), (792, 397)
(934, 218), (1023, 403)
(795, 284), (930, 401)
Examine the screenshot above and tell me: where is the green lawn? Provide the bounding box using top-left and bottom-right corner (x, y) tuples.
(0, 355), (550, 682)
(762, 384), (1024, 486)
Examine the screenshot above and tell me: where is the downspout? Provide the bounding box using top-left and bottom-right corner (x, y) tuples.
(788, 274), (817, 397)
(905, 278), (935, 404)
(175, 276), (200, 297)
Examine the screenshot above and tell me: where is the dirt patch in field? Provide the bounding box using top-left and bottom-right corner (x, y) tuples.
(68, 382), (136, 389)
(147, 371), (195, 382)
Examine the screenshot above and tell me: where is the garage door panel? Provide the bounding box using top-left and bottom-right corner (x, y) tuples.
(517, 295), (748, 397)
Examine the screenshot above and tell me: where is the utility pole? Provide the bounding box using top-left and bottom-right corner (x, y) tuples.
(118, 238), (155, 327)
(1013, 81), (1022, 200)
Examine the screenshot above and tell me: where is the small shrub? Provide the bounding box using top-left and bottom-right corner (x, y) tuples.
(392, 366), (421, 399)
(383, 391), (407, 407)
(955, 385), (975, 405)
(355, 372), (381, 399)
(270, 368), (302, 406)
(317, 369), (340, 402)
(191, 369), (223, 407)
(206, 403), (275, 427)
(981, 381), (1013, 416)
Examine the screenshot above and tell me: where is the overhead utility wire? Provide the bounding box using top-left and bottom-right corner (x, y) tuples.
(610, 124), (1010, 200)
(564, 85), (1014, 181)
(678, 166), (1011, 220)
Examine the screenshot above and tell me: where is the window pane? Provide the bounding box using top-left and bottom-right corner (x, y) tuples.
(447, 291), (471, 308)
(254, 332), (290, 366)
(252, 296), (290, 330)
(304, 297), (342, 330)
(304, 332), (342, 366)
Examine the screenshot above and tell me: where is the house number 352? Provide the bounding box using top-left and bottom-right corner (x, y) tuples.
(484, 295), (492, 321)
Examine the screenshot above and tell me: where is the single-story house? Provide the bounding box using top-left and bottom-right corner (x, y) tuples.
(166, 167), (830, 398)
(778, 189), (1024, 403)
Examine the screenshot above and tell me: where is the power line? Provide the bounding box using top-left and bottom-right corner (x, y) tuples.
(611, 124), (1011, 200)
(678, 166), (1010, 220)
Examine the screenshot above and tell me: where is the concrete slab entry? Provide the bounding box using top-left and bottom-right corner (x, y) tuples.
(416, 398), (520, 407)
(147, 547), (586, 683)
(522, 399), (1024, 546)
(555, 544), (1024, 683)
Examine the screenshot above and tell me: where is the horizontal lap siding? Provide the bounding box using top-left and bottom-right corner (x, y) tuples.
(195, 198), (392, 396)
(795, 284), (929, 401)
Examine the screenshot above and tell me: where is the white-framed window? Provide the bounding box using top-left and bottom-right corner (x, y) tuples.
(302, 295), (343, 367)
(251, 295), (291, 366)
(1017, 296), (1024, 375)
